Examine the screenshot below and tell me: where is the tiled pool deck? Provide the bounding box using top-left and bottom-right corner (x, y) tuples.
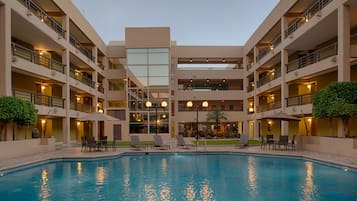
(1, 144), (357, 172)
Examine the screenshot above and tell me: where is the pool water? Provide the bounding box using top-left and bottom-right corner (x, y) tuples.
(0, 153), (356, 201)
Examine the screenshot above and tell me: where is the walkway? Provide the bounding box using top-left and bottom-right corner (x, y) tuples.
(1, 145), (357, 172)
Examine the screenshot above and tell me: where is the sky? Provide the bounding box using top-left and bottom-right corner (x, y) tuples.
(72, 0), (280, 45)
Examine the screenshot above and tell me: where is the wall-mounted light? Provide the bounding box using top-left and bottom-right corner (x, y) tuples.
(98, 109), (104, 113)
(76, 97), (81, 102)
(206, 58), (209, 63)
(307, 118), (312, 123)
(77, 122), (81, 126)
(189, 58), (193, 63)
(248, 107), (254, 113)
(222, 58), (226, 63)
(305, 16), (309, 22)
(269, 45), (274, 50)
(307, 84), (311, 90)
(41, 119), (47, 124)
(41, 85), (46, 90)
(268, 120), (272, 125)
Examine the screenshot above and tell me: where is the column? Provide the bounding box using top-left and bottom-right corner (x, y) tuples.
(0, 4), (11, 96)
(62, 15), (70, 144)
(281, 49), (289, 136)
(92, 71), (98, 140)
(281, 16), (288, 41)
(337, 4), (351, 138)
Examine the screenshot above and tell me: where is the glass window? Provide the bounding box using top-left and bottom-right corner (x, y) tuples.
(127, 49), (147, 53)
(128, 66), (147, 77)
(127, 53), (147, 65)
(149, 65), (169, 76)
(148, 48), (169, 53)
(149, 77), (169, 86)
(149, 53), (169, 64)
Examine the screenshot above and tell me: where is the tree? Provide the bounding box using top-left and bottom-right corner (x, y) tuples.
(0, 96), (23, 140)
(17, 100), (38, 139)
(312, 82), (357, 137)
(0, 96), (37, 141)
(206, 108), (228, 138)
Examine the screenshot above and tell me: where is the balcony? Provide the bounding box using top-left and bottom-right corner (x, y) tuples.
(286, 42), (337, 73)
(18, 0), (66, 38)
(258, 101), (281, 112)
(286, 93), (313, 107)
(11, 42), (65, 73)
(247, 84), (255, 93)
(13, 89), (64, 108)
(284, 0), (333, 38)
(257, 68), (281, 88)
(70, 101), (93, 113)
(69, 35), (95, 62)
(70, 68), (95, 88)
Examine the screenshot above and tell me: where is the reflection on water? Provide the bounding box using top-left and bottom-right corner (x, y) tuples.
(161, 158), (167, 174)
(301, 162), (315, 201)
(200, 179), (214, 201)
(185, 183), (195, 201)
(247, 156), (257, 198)
(96, 167), (105, 185)
(144, 184), (156, 201)
(159, 183), (171, 201)
(77, 162), (82, 176)
(40, 169), (49, 201)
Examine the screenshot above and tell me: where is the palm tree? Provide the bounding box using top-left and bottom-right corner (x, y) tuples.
(206, 108), (227, 138)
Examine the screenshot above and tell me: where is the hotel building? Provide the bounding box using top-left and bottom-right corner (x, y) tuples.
(0, 0), (356, 157)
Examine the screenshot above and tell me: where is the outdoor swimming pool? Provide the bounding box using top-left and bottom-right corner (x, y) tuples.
(0, 153), (356, 201)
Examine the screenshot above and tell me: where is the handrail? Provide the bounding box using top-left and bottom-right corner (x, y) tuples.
(70, 101), (93, 112)
(286, 93), (313, 107)
(70, 68), (95, 88)
(13, 89), (65, 108)
(286, 42), (337, 73)
(257, 67), (281, 88)
(284, 0), (333, 38)
(11, 42), (65, 73)
(69, 35), (95, 62)
(19, 0), (66, 38)
(258, 101), (281, 112)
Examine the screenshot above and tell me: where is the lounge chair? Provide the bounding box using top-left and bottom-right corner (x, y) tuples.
(87, 136), (98, 152)
(81, 136), (87, 152)
(153, 135), (170, 150)
(130, 136), (144, 150)
(260, 136), (267, 149)
(176, 135), (194, 149)
(236, 134), (248, 148)
(266, 134), (275, 149)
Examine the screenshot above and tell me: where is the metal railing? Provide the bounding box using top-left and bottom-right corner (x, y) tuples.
(69, 35), (95, 62)
(247, 84), (255, 92)
(286, 93), (313, 107)
(258, 101), (281, 112)
(284, 0), (333, 38)
(13, 89), (64, 108)
(256, 34), (281, 62)
(97, 85), (104, 93)
(257, 68), (281, 88)
(11, 42), (65, 73)
(19, 0), (66, 38)
(271, 34), (282, 48)
(286, 42), (337, 73)
(70, 101), (93, 113)
(70, 68), (95, 88)
(98, 63), (105, 70)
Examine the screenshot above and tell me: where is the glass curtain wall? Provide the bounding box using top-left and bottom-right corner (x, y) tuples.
(127, 48), (170, 134)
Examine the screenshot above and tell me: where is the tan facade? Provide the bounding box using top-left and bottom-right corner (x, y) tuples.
(0, 0), (356, 152)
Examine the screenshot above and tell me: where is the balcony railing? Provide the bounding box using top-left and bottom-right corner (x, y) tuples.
(98, 63), (105, 70)
(70, 68), (95, 88)
(13, 89), (64, 108)
(19, 0), (66, 38)
(11, 42), (65, 73)
(258, 101), (281, 112)
(257, 68), (281, 88)
(286, 42), (337, 73)
(285, 0), (333, 38)
(97, 85), (104, 93)
(69, 35), (95, 62)
(286, 93), (313, 107)
(70, 101), (93, 113)
(247, 84), (255, 92)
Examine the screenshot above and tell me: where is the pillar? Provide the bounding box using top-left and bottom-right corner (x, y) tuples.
(62, 15), (70, 144)
(337, 4), (351, 138)
(281, 49), (289, 136)
(0, 4), (11, 96)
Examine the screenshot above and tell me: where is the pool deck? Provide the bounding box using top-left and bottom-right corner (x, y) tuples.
(1, 145), (357, 172)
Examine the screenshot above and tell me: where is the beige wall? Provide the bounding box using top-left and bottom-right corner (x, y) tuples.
(172, 46), (243, 58)
(125, 27), (171, 48)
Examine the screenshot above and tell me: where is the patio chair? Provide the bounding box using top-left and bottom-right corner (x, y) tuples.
(236, 134), (248, 148)
(176, 135), (194, 149)
(111, 138), (117, 152)
(288, 135), (296, 150)
(130, 136), (144, 150)
(276, 135), (288, 150)
(100, 136), (108, 151)
(260, 136), (267, 150)
(87, 136), (98, 152)
(266, 134), (275, 149)
(81, 136), (87, 152)
(153, 135), (170, 150)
